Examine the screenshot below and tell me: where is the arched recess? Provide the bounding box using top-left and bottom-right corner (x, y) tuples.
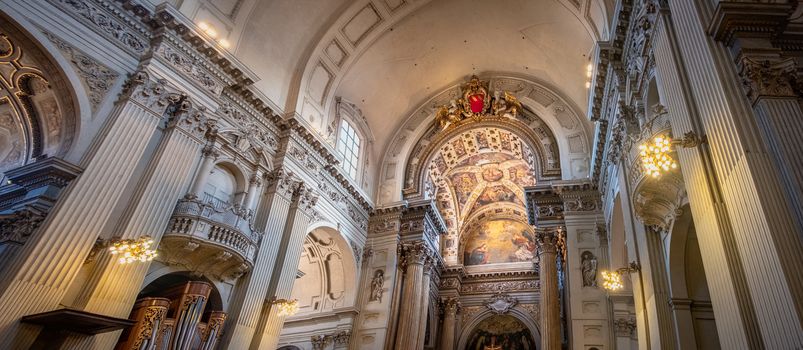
(204, 160), (248, 206)
(286, 225), (359, 316)
(0, 15), (82, 176)
(667, 204), (721, 350)
(457, 309), (541, 350)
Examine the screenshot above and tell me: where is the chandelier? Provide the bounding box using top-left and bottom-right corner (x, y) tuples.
(108, 236), (157, 264)
(601, 270), (624, 291)
(638, 135), (677, 178)
(272, 298), (299, 316)
(601, 262), (641, 292)
(637, 132), (706, 178)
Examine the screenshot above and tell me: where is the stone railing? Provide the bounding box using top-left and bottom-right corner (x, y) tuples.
(160, 197), (262, 280)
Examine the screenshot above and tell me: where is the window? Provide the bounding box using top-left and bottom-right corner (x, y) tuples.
(336, 120), (361, 179)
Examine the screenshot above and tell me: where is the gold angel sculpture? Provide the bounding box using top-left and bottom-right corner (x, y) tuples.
(436, 101), (464, 130)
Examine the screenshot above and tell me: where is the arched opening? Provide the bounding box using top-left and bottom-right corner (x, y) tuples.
(464, 315), (537, 350)
(0, 17), (78, 178)
(668, 204), (720, 349)
(202, 161), (247, 208)
(278, 226), (358, 346)
(116, 272), (227, 350)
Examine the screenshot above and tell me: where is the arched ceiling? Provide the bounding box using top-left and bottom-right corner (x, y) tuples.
(334, 0), (598, 152)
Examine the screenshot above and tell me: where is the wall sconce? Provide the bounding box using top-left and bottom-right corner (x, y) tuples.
(639, 131), (705, 178)
(602, 262), (640, 292)
(272, 298), (299, 316)
(585, 63), (593, 89)
(108, 236), (157, 264)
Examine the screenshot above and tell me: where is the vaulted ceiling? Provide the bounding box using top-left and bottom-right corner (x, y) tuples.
(166, 0), (615, 199)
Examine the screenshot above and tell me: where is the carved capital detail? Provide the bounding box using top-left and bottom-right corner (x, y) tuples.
(535, 226), (562, 256)
(0, 209), (46, 245)
(399, 242), (434, 267)
(738, 57), (797, 103)
(264, 169), (297, 199)
(614, 317), (637, 337)
(441, 297), (461, 315)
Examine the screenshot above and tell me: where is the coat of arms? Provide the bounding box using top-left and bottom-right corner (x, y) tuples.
(435, 75), (523, 131)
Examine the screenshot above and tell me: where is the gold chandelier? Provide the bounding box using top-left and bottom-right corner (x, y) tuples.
(638, 135), (677, 178)
(272, 298), (299, 316)
(108, 236), (157, 264)
(601, 262), (641, 292)
(638, 132), (705, 178)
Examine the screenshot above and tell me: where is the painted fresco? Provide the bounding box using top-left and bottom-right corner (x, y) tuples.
(465, 315), (536, 350)
(463, 220), (536, 265)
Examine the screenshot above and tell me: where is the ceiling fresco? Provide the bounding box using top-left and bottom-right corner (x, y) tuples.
(462, 220), (536, 266)
(429, 127), (537, 264)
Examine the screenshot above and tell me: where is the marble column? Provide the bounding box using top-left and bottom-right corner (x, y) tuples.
(536, 226), (561, 350)
(643, 226), (676, 350)
(242, 171), (263, 212)
(415, 259), (433, 349)
(188, 145), (219, 199)
(0, 73), (175, 348)
(250, 183), (318, 350)
(439, 297), (460, 350)
(394, 242), (431, 350)
(218, 170), (297, 350)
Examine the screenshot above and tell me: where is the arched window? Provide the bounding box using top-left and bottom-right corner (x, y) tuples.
(336, 120), (361, 180)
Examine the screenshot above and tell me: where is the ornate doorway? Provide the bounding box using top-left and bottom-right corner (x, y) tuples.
(464, 315), (537, 350)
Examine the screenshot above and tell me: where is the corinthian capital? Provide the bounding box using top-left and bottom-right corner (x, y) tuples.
(441, 297), (461, 315)
(738, 57), (797, 103)
(399, 242), (434, 267)
(295, 183), (319, 213)
(264, 169), (297, 199)
(535, 226), (563, 255)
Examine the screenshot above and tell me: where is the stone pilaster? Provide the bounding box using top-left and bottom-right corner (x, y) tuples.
(439, 297), (460, 350)
(416, 258), (434, 349)
(669, 298), (697, 350)
(61, 95), (213, 349)
(250, 183), (318, 350)
(536, 226), (562, 350)
(0, 72), (176, 348)
(643, 225), (676, 350)
(218, 169), (297, 350)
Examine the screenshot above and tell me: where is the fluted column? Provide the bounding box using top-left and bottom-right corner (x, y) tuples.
(439, 297), (460, 350)
(62, 97), (212, 350)
(250, 183), (318, 350)
(644, 226), (676, 350)
(0, 73), (175, 348)
(217, 170), (297, 349)
(243, 171), (263, 212)
(415, 259), (434, 349)
(394, 242), (431, 350)
(188, 145), (219, 199)
(536, 227), (561, 350)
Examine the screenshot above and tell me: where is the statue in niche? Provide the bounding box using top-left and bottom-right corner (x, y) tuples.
(581, 251), (598, 287)
(369, 270), (384, 302)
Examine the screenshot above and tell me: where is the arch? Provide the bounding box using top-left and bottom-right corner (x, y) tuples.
(378, 74), (591, 207)
(286, 225), (359, 316)
(457, 308), (541, 350)
(0, 14), (84, 175)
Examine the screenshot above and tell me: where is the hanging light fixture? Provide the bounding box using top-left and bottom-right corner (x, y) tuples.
(639, 135), (677, 178)
(108, 236), (157, 264)
(638, 132), (705, 178)
(272, 298), (299, 316)
(602, 262), (641, 292)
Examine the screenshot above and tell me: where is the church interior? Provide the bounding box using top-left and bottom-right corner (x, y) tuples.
(0, 0), (802, 349)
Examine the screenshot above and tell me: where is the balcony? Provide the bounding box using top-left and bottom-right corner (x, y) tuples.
(160, 194), (261, 280)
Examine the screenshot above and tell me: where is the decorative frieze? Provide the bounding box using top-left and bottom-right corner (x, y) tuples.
(460, 280), (538, 294)
(49, 0), (149, 55)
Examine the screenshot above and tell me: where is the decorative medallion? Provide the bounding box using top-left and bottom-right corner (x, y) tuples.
(434, 75), (524, 130)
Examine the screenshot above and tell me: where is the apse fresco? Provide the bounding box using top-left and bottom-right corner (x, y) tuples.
(466, 315), (536, 350)
(463, 220), (536, 265)
(445, 152), (534, 214)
